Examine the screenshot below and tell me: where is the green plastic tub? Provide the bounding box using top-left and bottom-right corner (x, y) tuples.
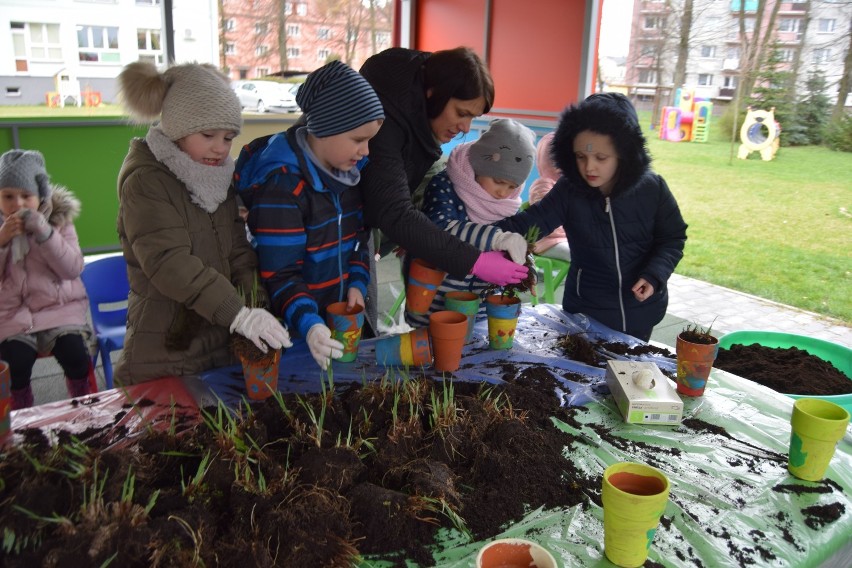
(718, 330), (852, 415)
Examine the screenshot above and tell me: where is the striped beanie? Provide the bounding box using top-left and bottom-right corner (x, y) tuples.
(296, 60), (384, 138)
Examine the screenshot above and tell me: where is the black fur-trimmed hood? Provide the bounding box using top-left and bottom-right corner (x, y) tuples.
(552, 92), (651, 197)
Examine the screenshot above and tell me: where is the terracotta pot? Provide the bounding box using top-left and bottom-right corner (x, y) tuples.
(326, 301), (364, 363)
(406, 258), (446, 315)
(675, 333), (719, 397)
(375, 327), (432, 367)
(476, 538), (557, 568)
(240, 349), (281, 400)
(428, 310), (468, 373)
(444, 291), (481, 344)
(485, 295), (522, 350)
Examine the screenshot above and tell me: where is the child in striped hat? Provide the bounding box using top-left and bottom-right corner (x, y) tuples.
(234, 60), (384, 370)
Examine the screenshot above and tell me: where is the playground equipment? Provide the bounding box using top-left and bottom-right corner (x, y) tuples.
(45, 69), (102, 108)
(658, 87), (713, 143)
(737, 107), (780, 161)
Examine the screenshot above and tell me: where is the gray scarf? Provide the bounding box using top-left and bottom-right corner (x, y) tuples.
(146, 126), (235, 213)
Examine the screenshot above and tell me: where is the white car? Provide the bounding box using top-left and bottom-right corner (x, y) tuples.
(232, 80), (299, 113)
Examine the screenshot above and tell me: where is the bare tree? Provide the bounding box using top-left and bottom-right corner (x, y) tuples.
(835, 15), (852, 118)
(274, 0), (290, 72)
(671, 0), (694, 96)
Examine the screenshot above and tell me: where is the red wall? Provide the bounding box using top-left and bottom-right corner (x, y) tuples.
(414, 0), (594, 120)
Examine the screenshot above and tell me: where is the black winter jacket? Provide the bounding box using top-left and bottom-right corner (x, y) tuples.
(497, 93), (687, 336)
(359, 48), (480, 279)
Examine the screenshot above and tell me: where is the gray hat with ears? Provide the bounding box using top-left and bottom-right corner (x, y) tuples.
(0, 149), (51, 203)
(469, 118), (537, 186)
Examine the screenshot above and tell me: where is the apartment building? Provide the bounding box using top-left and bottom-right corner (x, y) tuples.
(624, 0), (851, 107)
(220, 0), (393, 81)
(0, 0), (219, 106)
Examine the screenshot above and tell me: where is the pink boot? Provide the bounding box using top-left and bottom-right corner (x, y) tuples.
(66, 377), (91, 399)
(11, 386), (34, 410)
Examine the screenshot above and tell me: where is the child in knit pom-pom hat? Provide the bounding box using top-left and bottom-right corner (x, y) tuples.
(115, 61), (291, 385)
(234, 60), (384, 371)
(0, 149), (96, 408)
(404, 118), (536, 328)
(495, 92), (688, 342)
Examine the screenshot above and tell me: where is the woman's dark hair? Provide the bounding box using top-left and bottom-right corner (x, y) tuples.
(423, 47), (494, 119)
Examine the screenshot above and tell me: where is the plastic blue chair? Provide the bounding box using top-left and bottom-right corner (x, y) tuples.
(80, 254), (129, 389)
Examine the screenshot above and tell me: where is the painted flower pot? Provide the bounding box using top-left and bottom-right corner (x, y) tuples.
(675, 333), (719, 397)
(240, 349), (281, 400)
(375, 327), (432, 367)
(326, 301), (365, 363)
(444, 291), (481, 344)
(428, 310), (468, 373)
(406, 258), (446, 316)
(485, 295), (522, 350)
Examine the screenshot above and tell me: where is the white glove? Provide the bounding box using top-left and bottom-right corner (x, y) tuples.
(21, 209), (53, 243)
(306, 324), (344, 371)
(491, 231), (528, 264)
(229, 307), (292, 353)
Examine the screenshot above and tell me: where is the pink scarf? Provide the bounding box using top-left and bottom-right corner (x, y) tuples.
(446, 142), (523, 224)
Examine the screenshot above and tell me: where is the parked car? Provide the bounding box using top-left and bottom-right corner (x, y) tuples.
(232, 80), (299, 113)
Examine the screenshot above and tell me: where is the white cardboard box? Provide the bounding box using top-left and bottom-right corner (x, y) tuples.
(605, 360), (683, 425)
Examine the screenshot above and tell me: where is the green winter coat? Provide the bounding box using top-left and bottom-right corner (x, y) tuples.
(115, 137), (259, 384)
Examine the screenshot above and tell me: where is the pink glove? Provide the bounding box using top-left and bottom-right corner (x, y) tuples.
(470, 251), (528, 287)
(21, 209), (53, 243)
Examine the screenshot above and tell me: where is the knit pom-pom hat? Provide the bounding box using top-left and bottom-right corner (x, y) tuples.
(295, 60), (384, 138)
(552, 92), (650, 196)
(469, 118), (536, 186)
(0, 149), (51, 203)
(118, 61), (242, 141)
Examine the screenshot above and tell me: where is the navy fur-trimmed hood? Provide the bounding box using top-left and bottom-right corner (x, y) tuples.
(552, 93), (651, 197)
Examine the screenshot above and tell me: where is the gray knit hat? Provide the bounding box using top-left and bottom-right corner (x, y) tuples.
(296, 60), (384, 138)
(469, 119), (536, 186)
(0, 149), (51, 203)
(161, 64), (242, 140)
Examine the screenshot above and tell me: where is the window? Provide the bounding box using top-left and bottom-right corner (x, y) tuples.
(644, 16), (664, 30)
(726, 47), (740, 59)
(256, 68), (268, 78)
(347, 27), (358, 42)
(778, 48), (795, 62)
(778, 18), (800, 33)
(77, 25), (120, 63)
(255, 23), (267, 35)
(812, 49), (830, 64)
(317, 27), (330, 40)
(723, 76), (738, 88)
(287, 47), (300, 58)
(700, 45), (716, 58)
(225, 19), (235, 32)
(284, 3), (292, 15)
(317, 48), (330, 61)
(225, 42), (235, 55)
(817, 19), (836, 33)
(287, 24), (300, 37)
(743, 18), (755, 32)
(296, 2), (307, 16)
(638, 69), (657, 83)
(136, 0), (161, 4)
(640, 45), (656, 57)
(255, 45), (268, 56)
(698, 74), (713, 86)
(11, 22), (63, 68)
(137, 28), (163, 66)
(376, 31), (390, 47)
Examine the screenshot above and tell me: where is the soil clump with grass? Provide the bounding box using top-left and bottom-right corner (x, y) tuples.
(0, 368), (595, 567)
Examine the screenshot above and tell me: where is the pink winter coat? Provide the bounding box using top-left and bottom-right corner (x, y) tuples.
(528, 133), (567, 254)
(0, 186), (89, 342)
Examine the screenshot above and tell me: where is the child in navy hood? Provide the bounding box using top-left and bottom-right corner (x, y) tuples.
(497, 93), (688, 341)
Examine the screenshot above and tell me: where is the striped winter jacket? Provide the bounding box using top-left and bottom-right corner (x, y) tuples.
(234, 128), (371, 339)
(405, 170), (518, 328)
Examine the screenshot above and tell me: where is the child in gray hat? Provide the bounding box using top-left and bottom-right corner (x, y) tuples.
(0, 149), (96, 408)
(115, 61), (291, 385)
(234, 60), (384, 371)
(405, 118), (536, 327)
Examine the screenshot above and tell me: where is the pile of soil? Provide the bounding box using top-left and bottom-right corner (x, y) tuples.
(0, 367), (594, 567)
(715, 343), (852, 395)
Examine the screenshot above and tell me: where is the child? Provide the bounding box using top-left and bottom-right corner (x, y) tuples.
(405, 118), (536, 328)
(116, 61), (291, 385)
(528, 132), (570, 262)
(497, 93), (688, 341)
(0, 150), (94, 408)
(234, 60), (384, 371)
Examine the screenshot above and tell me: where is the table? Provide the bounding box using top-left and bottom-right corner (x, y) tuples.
(10, 305), (852, 567)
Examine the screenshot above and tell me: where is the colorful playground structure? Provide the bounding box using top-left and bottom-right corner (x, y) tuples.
(658, 87), (713, 143)
(737, 106), (781, 161)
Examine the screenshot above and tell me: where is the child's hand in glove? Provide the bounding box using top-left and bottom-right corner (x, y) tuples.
(491, 231), (528, 264)
(306, 324), (344, 370)
(21, 209), (53, 243)
(230, 307), (292, 352)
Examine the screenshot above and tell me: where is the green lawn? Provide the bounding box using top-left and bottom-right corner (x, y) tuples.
(640, 113), (851, 324)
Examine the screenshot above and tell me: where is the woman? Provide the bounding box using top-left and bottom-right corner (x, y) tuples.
(359, 47), (528, 330)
